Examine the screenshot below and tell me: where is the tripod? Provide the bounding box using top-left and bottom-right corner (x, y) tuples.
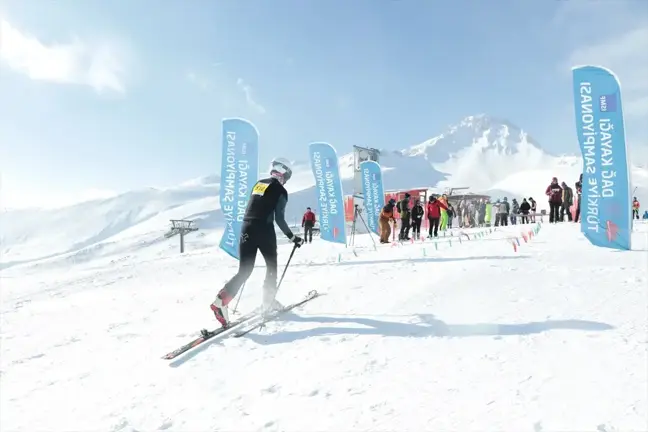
(349, 204), (377, 250)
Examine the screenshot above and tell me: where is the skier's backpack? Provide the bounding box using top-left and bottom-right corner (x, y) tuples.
(397, 200), (402, 213)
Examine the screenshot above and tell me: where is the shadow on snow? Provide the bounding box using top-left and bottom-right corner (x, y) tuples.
(168, 311), (614, 367)
(241, 313), (615, 346)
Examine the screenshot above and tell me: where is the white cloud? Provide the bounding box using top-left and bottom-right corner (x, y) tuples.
(0, 18), (127, 94)
(185, 65), (267, 115)
(186, 70), (211, 90)
(567, 26), (648, 118)
(236, 77), (266, 114)
(557, 0), (648, 119)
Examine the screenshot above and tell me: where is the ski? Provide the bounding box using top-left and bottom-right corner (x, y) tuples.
(161, 310), (259, 360)
(233, 290), (320, 338)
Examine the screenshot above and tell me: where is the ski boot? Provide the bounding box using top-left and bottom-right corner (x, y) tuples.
(210, 289), (233, 327)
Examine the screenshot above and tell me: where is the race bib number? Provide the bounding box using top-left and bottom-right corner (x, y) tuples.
(252, 182), (268, 196)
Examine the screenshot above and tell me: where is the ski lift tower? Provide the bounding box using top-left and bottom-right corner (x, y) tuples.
(166, 219), (199, 253)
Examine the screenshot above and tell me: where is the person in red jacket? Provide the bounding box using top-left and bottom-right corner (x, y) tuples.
(426, 194), (447, 238)
(302, 207), (316, 243)
(545, 177), (563, 223)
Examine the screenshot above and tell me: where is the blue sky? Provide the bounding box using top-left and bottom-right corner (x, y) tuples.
(1, 0), (647, 208)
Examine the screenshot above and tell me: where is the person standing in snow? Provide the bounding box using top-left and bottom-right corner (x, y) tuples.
(574, 174), (583, 223)
(498, 197), (510, 226)
(528, 197), (537, 223)
(397, 193), (411, 240)
(410, 199), (425, 240)
(439, 194), (449, 231)
(560, 182), (574, 222)
(484, 200), (492, 227)
(493, 200), (501, 226)
(545, 177), (563, 223)
(301, 207), (316, 243)
(519, 198), (531, 224)
(379, 199), (397, 243)
(446, 203), (455, 229)
(426, 194), (447, 238)
(510, 198), (520, 225)
(632, 197), (640, 220)
(478, 200), (487, 226)
(210, 157), (304, 327)
(467, 200), (476, 227)
(456, 200), (464, 228)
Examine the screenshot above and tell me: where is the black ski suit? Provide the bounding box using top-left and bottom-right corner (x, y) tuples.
(221, 177), (296, 300)
(410, 203), (424, 239)
(519, 200), (531, 224)
(398, 198), (411, 240)
(574, 176), (582, 222)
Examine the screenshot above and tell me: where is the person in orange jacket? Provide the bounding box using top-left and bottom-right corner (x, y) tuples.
(632, 197), (640, 220)
(302, 207), (316, 243)
(379, 199), (397, 243)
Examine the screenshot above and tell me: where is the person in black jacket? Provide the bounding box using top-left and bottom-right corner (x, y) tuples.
(519, 198), (531, 224)
(397, 193), (411, 240)
(545, 177), (563, 223)
(561, 182), (574, 222)
(410, 199), (424, 240)
(210, 157), (304, 327)
(574, 173), (583, 223)
(447, 203), (455, 229)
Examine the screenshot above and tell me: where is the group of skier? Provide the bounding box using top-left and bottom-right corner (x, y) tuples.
(378, 193), (454, 242)
(545, 176), (578, 223)
(546, 175), (644, 224)
(378, 192), (547, 243)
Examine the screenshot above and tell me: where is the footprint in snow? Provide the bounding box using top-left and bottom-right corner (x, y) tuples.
(158, 418), (173, 430)
(262, 384), (280, 394)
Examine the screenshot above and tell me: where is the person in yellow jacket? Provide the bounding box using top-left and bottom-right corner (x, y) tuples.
(379, 198), (397, 243)
(439, 194), (449, 231)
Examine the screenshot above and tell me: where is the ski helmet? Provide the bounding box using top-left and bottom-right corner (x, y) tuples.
(270, 157), (293, 183)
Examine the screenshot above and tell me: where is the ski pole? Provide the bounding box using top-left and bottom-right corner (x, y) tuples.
(277, 242), (298, 289)
(232, 281), (246, 315)
(233, 243), (297, 314)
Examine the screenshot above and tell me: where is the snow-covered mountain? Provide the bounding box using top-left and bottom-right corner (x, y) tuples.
(406, 114), (556, 191)
(2, 114), (646, 270)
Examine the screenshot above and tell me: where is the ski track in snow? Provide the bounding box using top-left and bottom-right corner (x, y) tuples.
(1, 223), (647, 431)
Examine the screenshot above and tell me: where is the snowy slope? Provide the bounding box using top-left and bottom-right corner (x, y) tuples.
(1, 222), (646, 431)
(2, 113), (647, 270)
(406, 114), (552, 190)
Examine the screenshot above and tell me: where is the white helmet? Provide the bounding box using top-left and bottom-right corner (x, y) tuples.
(270, 157), (293, 183)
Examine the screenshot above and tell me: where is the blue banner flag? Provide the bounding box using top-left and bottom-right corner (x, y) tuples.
(308, 142), (347, 244)
(360, 160), (385, 235)
(572, 65), (632, 250)
(219, 118), (259, 259)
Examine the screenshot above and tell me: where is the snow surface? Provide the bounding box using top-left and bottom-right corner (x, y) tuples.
(2, 222), (647, 431)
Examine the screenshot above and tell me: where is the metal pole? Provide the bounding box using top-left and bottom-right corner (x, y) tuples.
(232, 282), (246, 314)
(357, 208), (377, 251)
(180, 230), (185, 253)
(349, 205), (358, 247)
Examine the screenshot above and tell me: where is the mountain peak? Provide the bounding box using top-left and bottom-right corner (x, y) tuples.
(404, 114), (543, 161)
(456, 114), (520, 134)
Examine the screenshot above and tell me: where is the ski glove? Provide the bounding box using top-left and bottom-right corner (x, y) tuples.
(291, 235), (305, 247)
